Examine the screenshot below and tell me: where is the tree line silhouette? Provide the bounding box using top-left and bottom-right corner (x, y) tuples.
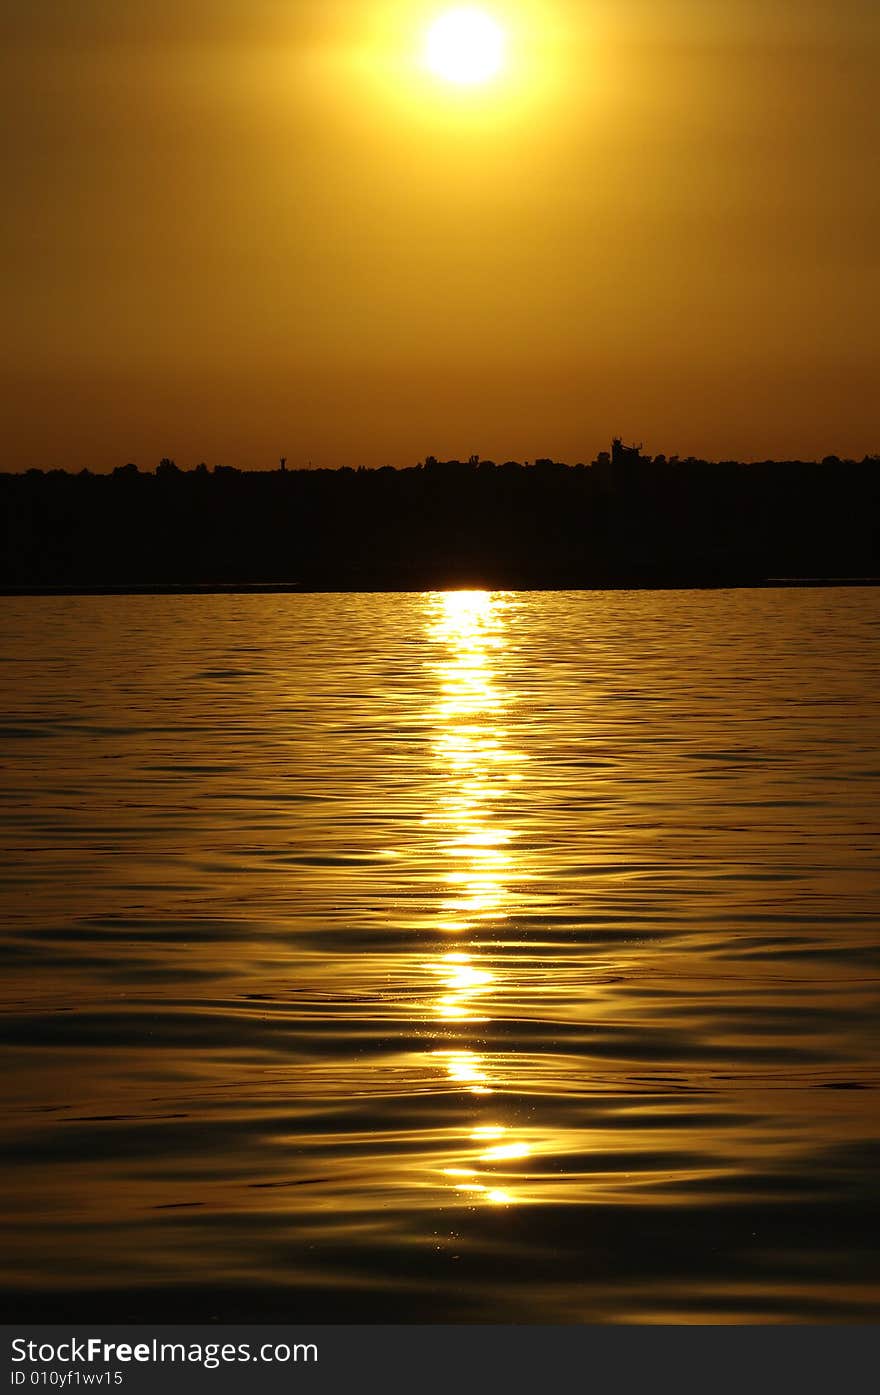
(2, 441), (878, 590)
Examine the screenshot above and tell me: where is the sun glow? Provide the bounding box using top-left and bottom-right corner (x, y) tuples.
(425, 8), (506, 85)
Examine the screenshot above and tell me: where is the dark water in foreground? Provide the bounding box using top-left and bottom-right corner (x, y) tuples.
(1, 589), (879, 1323)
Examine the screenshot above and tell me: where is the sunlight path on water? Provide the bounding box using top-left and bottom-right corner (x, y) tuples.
(422, 591), (534, 1206)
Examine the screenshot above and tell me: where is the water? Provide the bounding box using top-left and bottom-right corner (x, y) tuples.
(1, 588), (879, 1323)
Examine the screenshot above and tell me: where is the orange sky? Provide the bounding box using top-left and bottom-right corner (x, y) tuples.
(1, 1), (877, 470)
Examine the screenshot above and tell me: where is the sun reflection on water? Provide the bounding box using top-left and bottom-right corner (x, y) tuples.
(424, 590), (533, 1207)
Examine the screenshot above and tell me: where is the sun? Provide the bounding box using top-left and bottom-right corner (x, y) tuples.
(424, 8), (506, 86)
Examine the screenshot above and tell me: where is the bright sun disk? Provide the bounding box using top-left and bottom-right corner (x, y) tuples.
(425, 8), (506, 86)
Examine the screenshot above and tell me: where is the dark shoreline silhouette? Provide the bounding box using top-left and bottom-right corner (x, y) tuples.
(3, 441), (878, 592)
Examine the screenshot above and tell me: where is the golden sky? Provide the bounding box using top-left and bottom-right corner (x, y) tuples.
(2, 1), (877, 469)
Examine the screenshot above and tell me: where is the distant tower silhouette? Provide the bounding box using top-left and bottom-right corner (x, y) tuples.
(280, 455), (287, 472)
(611, 437), (643, 465)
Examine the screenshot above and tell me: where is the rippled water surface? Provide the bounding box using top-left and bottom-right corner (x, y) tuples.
(2, 589), (879, 1322)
